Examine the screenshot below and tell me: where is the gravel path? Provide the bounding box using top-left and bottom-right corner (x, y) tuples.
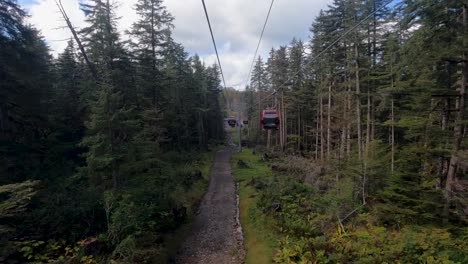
(176, 149), (245, 264)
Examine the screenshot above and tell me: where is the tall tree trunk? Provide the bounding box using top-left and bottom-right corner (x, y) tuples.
(284, 104), (287, 152)
(315, 97), (320, 160)
(298, 108), (301, 151)
(355, 44), (363, 161)
(327, 81), (332, 158)
(355, 40), (365, 204)
(346, 72), (352, 156)
(258, 88), (262, 145)
(279, 104), (282, 149)
(366, 90), (371, 158)
(303, 120), (307, 153)
(366, 12), (372, 158)
(441, 98), (450, 180)
(391, 98), (395, 175)
(320, 93), (324, 160)
(341, 56), (349, 159)
(390, 53), (396, 175)
(445, 3), (467, 214)
(151, 2), (156, 70)
(371, 97), (375, 141)
(281, 91), (286, 152)
(340, 92), (347, 160)
(371, 0), (377, 142)
(150, 1), (158, 107)
(106, 89), (118, 189)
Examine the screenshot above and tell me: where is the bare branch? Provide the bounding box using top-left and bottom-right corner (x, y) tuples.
(54, 0), (97, 80)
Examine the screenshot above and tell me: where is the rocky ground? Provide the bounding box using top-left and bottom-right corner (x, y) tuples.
(175, 148), (245, 264)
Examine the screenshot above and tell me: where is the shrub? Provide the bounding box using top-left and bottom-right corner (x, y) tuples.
(273, 219), (468, 263)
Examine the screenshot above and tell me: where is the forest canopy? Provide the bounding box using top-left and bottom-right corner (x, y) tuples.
(1, 0), (468, 263)
(238, 0), (468, 262)
(1, 0), (224, 262)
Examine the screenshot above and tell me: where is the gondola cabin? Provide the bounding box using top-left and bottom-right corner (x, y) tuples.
(261, 110), (280, 130)
(227, 116), (237, 127)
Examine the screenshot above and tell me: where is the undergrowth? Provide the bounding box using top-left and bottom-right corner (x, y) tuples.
(234, 149), (468, 264)
(1, 150), (218, 264)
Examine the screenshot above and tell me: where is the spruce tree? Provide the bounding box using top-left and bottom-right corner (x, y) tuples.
(130, 0), (174, 107)
(0, 0), (53, 183)
(80, 0), (137, 189)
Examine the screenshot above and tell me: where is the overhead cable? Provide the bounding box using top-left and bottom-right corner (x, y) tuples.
(201, 0), (228, 89)
(244, 0), (275, 88)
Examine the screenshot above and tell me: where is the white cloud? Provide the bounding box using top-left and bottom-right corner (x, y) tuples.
(27, 0), (86, 54)
(22, 0), (332, 89)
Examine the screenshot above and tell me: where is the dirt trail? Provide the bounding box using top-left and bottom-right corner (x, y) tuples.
(176, 149), (245, 264)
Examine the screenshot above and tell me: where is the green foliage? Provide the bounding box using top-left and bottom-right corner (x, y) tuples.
(0, 180), (40, 217)
(272, 209), (468, 263)
(112, 235), (136, 262)
(258, 176), (333, 237)
(13, 239), (97, 264)
(3, 0), (468, 262)
(373, 141), (446, 226)
(241, 150), (467, 264)
(1, 0), (225, 262)
(274, 236), (313, 264)
(0, 0), (53, 184)
(105, 150), (216, 262)
(19, 180), (105, 241)
(0, 180), (41, 240)
(81, 76), (138, 189)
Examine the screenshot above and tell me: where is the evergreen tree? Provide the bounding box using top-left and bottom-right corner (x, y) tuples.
(250, 56), (268, 93)
(288, 38), (306, 150)
(0, 0), (52, 183)
(162, 40), (194, 148)
(81, 75), (138, 189)
(205, 64), (225, 142)
(80, 0), (121, 69)
(249, 56), (268, 142)
(130, 0), (174, 107)
(80, 0), (138, 189)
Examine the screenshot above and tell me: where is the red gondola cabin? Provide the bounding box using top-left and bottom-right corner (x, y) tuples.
(261, 110), (280, 130)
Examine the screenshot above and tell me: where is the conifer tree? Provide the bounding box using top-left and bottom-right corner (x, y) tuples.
(0, 0), (52, 183)
(130, 0), (174, 107)
(205, 64), (225, 142)
(249, 56), (268, 142)
(80, 0), (137, 189)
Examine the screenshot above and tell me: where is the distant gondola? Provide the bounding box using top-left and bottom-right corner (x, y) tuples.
(227, 116), (237, 127)
(261, 110), (280, 130)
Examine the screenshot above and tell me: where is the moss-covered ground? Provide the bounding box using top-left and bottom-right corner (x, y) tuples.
(231, 149), (278, 264)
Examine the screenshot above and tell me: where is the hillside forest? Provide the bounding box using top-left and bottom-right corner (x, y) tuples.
(1, 0), (468, 263)
(237, 0), (468, 262)
(1, 0), (224, 262)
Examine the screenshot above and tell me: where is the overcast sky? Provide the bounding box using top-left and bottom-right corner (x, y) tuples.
(19, 0), (332, 89)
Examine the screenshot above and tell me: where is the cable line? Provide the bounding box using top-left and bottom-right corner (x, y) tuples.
(201, 0), (228, 89)
(253, 0), (395, 106)
(244, 0), (275, 88)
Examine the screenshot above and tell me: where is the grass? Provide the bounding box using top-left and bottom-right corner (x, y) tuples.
(232, 149), (278, 264)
